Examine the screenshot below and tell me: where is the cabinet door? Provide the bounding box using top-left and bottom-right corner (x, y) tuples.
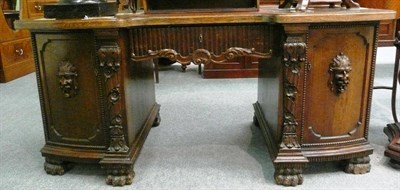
(302, 24), (376, 146)
(35, 32), (107, 149)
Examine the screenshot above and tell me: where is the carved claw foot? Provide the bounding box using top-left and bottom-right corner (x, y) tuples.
(44, 158), (72, 175)
(274, 167), (304, 186)
(152, 112), (161, 127)
(344, 156), (371, 174)
(253, 114), (259, 127)
(103, 164), (134, 186)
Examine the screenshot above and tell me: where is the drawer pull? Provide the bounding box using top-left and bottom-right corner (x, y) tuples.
(34, 3), (42, 11)
(15, 49), (24, 56)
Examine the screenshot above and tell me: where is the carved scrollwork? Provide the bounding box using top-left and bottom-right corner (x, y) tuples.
(329, 52), (352, 95)
(98, 44), (121, 79)
(108, 114), (129, 152)
(57, 60), (78, 98)
(131, 47), (272, 64)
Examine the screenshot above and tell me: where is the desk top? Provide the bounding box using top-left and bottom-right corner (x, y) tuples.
(15, 6), (396, 30)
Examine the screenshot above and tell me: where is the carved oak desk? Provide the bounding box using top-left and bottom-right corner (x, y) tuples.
(15, 7), (396, 187)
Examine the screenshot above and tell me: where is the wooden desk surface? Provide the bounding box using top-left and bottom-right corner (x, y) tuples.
(15, 6), (396, 30)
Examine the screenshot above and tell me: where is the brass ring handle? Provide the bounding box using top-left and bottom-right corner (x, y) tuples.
(34, 4), (42, 11)
(15, 49), (24, 56)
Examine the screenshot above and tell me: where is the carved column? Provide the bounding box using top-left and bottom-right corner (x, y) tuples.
(273, 24), (309, 186)
(95, 29), (133, 186)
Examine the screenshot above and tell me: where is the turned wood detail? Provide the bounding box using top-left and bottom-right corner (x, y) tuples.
(329, 52), (352, 95)
(97, 41), (129, 153)
(280, 0), (360, 11)
(57, 60), (78, 98)
(131, 47), (272, 65)
(281, 36), (306, 149)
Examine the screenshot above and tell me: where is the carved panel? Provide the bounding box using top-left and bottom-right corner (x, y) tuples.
(57, 60), (78, 98)
(329, 52), (352, 95)
(35, 33), (106, 146)
(302, 24), (376, 146)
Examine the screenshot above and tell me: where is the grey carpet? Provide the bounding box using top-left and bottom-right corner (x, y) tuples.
(1, 51), (399, 189)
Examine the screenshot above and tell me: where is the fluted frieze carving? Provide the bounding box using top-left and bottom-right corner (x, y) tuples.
(131, 47), (272, 65)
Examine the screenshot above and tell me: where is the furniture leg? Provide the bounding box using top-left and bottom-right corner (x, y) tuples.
(384, 123), (400, 169)
(102, 164), (134, 186)
(392, 33), (400, 122)
(44, 158), (73, 175)
(343, 156), (371, 174)
(152, 111), (161, 127)
(274, 164), (304, 186)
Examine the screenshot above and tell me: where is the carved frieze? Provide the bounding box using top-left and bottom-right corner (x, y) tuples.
(57, 60), (78, 98)
(98, 44), (121, 79)
(131, 47), (271, 65)
(329, 52), (352, 95)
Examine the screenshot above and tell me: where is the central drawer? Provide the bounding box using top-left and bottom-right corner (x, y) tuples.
(129, 24), (270, 57)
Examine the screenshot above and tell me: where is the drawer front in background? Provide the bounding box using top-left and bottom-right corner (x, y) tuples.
(27, 0), (58, 18)
(0, 38), (33, 68)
